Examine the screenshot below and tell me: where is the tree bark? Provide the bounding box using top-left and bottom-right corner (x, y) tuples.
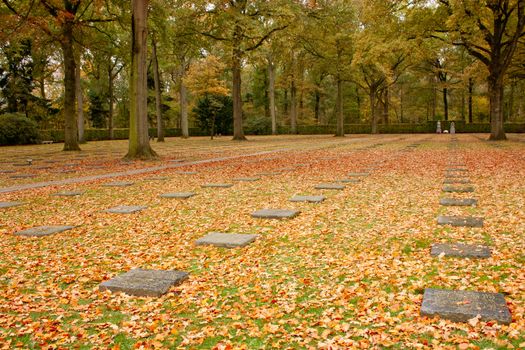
(443, 87), (449, 121)
(488, 74), (506, 140)
(468, 77), (473, 123)
(152, 35), (164, 142)
(75, 57), (85, 143)
(108, 64), (115, 139)
(370, 88), (378, 134)
(61, 23), (80, 151)
(290, 78), (297, 134)
(382, 87), (389, 124)
(180, 81), (189, 138)
(126, 0), (157, 159)
(335, 77), (344, 137)
(231, 29), (246, 140)
(268, 58), (277, 135)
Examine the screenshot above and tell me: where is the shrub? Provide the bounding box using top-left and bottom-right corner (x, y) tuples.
(0, 113), (41, 145)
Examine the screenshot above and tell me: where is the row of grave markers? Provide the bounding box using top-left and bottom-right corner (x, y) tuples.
(3, 144), (389, 297)
(420, 137), (512, 325)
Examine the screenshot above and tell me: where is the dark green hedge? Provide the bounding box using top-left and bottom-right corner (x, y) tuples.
(0, 113), (41, 145)
(40, 122), (525, 143)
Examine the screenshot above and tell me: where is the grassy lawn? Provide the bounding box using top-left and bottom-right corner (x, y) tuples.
(1, 134), (524, 348)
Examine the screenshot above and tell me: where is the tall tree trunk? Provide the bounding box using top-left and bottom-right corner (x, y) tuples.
(335, 77), (344, 137)
(268, 58), (277, 135)
(180, 81), (189, 138)
(152, 35), (164, 142)
(126, 0), (157, 159)
(75, 58), (85, 143)
(283, 88), (288, 116)
(461, 88), (465, 121)
(108, 65), (115, 139)
(508, 80), (515, 121)
(61, 24), (80, 151)
(314, 90), (320, 123)
(468, 77), (473, 123)
(488, 73), (506, 140)
(370, 88), (378, 134)
(443, 87), (449, 121)
(231, 31), (246, 140)
(382, 86), (389, 124)
(290, 78), (297, 134)
(355, 84), (360, 122)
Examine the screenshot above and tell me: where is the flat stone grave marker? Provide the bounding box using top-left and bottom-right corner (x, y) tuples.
(256, 172), (281, 176)
(289, 195), (325, 203)
(169, 159), (184, 163)
(420, 288), (511, 324)
(103, 181), (134, 187)
(176, 171), (198, 175)
(160, 192), (195, 199)
(12, 163), (31, 167)
(278, 167), (295, 171)
(439, 198), (477, 206)
(35, 166), (52, 170)
(195, 232), (260, 248)
(443, 185), (474, 193)
(444, 173), (466, 179)
(105, 205), (147, 214)
(144, 176), (170, 181)
(0, 201), (24, 208)
(431, 243), (491, 258)
(201, 183), (233, 188)
(53, 169), (75, 174)
(99, 268), (188, 297)
(437, 215), (484, 228)
(315, 183), (345, 190)
(0, 170), (16, 174)
(443, 179), (471, 184)
(233, 177), (260, 182)
(10, 174), (36, 179)
(348, 172), (369, 177)
(52, 191), (84, 197)
(446, 168), (468, 172)
(251, 208), (300, 219)
(14, 225), (76, 237)
(339, 178), (361, 183)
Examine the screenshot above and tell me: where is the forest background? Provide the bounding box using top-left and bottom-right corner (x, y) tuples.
(1, 0), (525, 150)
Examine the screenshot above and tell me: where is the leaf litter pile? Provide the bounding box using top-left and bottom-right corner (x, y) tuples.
(0, 134), (524, 349)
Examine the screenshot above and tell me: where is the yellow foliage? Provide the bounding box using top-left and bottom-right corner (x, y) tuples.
(183, 55), (229, 97)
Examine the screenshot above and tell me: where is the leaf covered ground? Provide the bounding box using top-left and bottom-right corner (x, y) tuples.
(0, 134), (524, 349)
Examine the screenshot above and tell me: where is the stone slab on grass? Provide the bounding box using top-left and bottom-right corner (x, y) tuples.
(0, 201), (25, 208)
(176, 171), (198, 175)
(437, 215), (484, 228)
(52, 191), (84, 197)
(446, 168), (468, 172)
(160, 192), (195, 199)
(443, 185), (474, 193)
(195, 232), (260, 248)
(431, 243), (491, 258)
(14, 225), (76, 237)
(440, 198), (477, 206)
(233, 177), (261, 182)
(10, 174), (36, 179)
(99, 268), (189, 297)
(339, 178), (361, 183)
(315, 183), (345, 190)
(201, 183), (233, 188)
(289, 195), (326, 203)
(105, 205), (147, 214)
(103, 181), (134, 187)
(251, 209), (300, 219)
(348, 172), (369, 177)
(443, 179), (471, 184)
(420, 288), (511, 324)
